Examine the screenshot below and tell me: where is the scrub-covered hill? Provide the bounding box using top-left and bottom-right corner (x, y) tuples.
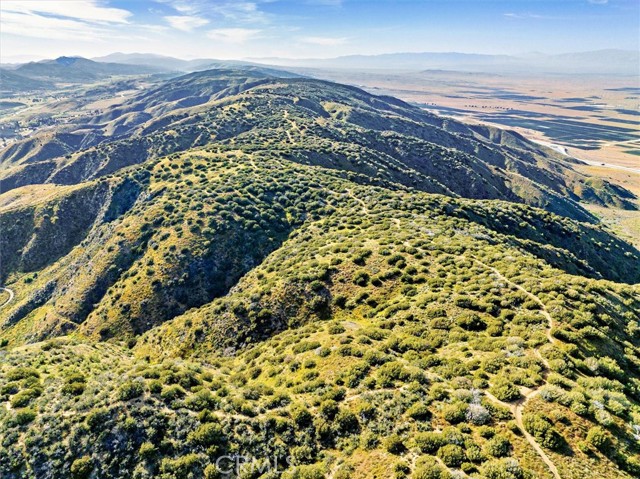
(1, 70), (634, 221)
(0, 70), (639, 479)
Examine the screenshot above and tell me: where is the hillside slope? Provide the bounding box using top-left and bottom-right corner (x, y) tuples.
(1, 70), (634, 222)
(13, 56), (164, 82)
(0, 70), (639, 479)
(0, 149), (639, 479)
(1, 148), (638, 344)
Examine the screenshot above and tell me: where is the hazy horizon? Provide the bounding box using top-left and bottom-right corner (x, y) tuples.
(1, 0), (639, 63)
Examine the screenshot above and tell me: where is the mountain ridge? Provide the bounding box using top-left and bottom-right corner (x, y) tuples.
(0, 67), (639, 479)
(1, 69), (634, 224)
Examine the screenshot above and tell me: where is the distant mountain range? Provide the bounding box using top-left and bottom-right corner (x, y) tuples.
(93, 49), (640, 75)
(92, 52), (257, 72)
(0, 56), (166, 93)
(251, 49), (639, 75)
(1, 49), (635, 95)
(0, 55), (296, 94)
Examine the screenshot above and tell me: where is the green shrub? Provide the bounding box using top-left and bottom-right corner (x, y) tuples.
(481, 458), (524, 479)
(489, 378), (520, 402)
(353, 270), (370, 286)
(70, 456), (92, 479)
(13, 408), (36, 425)
(360, 430), (379, 450)
(442, 402), (467, 424)
(188, 422), (223, 447)
(291, 405), (313, 427)
(148, 379), (163, 394)
(328, 323), (345, 334)
(456, 312), (487, 331)
(62, 381), (86, 396)
(293, 341), (321, 354)
(282, 464), (325, 479)
(415, 432), (444, 453)
(160, 454), (203, 479)
(586, 426), (610, 451)
(484, 434), (511, 458)
(354, 401), (376, 421)
(406, 403), (431, 421)
(1, 382), (19, 396)
(117, 380), (144, 401)
(319, 400), (338, 419)
(343, 361), (370, 387)
(7, 367), (40, 381)
(437, 444), (465, 467)
(139, 441), (156, 460)
(86, 408), (109, 431)
(394, 460), (410, 476)
(161, 384), (186, 402)
(413, 457), (447, 479)
(204, 464), (221, 479)
(185, 389), (218, 411)
(385, 434), (405, 454)
(522, 413), (562, 450)
(290, 444), (316, 465)
(377, 362), (409, 387)
(334, 409), (359, 434)
(10, 388), (41, 408)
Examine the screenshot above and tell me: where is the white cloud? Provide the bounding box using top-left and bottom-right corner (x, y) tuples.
(159, 0), (199, 15)
(1, 0), (131, 24)
(504, 12), (555, 20)
(0, 0), (132, 41)
(159, 0), (268, 23)
(207, 28), (262, 44)
(165, 15), (209, 31)
(1, 11), (100, 40)
(211, 2), (268, 24)
(301, 36), (348, 46)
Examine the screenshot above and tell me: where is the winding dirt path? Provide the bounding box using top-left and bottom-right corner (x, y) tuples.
(484, 389), (560, 479)
(0, 287), (15, 308)
(344, 188), (369, 216)
(469, 257), (561, 479)
(473, 258), (556, 346)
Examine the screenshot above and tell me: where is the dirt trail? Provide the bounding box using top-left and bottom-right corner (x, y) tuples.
(345, 189), (369, 216)
(0, 287), (15, 308)
(282, 109), (300, 144)
(473, 258), (556, 347)
(484, 389), (560, 479)
(469, 257), (561, 479)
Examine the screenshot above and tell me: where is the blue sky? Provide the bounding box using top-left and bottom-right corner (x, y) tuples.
(1, 0), (638, 61)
